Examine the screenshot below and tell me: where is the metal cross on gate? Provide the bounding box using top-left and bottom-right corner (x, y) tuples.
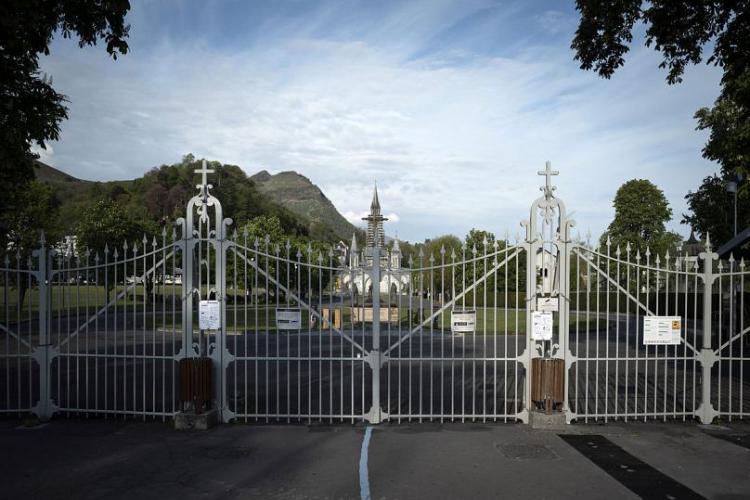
(195, 160), (215, 200)
(538, 161), (559, 197)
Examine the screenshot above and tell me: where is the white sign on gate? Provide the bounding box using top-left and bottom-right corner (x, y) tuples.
(531, 311), (553, 340)
(199, 300), (220, 330)
(276, 308), (302, 330)
(537, 296), (559, 312)
(643, 316), (681, 345)
(451, 310), (476, 334)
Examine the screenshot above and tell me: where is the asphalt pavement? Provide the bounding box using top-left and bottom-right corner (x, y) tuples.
(2, 418), (750, 499)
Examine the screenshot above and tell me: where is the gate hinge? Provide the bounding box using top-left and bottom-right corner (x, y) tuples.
(364, 349), (388, 369)
(31, 345), (59, 364)
(697, 348), (718, 369)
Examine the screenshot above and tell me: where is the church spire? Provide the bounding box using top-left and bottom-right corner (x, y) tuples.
(362, 181), (388, 250)
(370, 183), (381, 214)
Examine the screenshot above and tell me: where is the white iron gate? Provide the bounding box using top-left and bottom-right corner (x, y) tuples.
(1, 161), (748, 425)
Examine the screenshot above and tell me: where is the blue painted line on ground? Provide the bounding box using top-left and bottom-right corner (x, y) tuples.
(359, 426), (373, 500)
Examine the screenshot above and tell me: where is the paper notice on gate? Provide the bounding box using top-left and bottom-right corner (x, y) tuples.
(199, 300), (220, 330)
(531, 311), (553, 341)
(276, 308), (302, 330)
(451, 310), (476, 334)
(643, 316), (681, 345)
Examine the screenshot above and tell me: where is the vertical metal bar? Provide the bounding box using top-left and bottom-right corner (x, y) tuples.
(418, 249), (423, 423)
(573, 248), (584, 415)
(349, 263), (354, 422)
(387, 250), (392, 421)
(317, 251), (322, 420)
(482, 241), (487, 421)
(245, 234), (250, 420)
(451, 250), (456, 420)
(503, 242), (508, 420)
(296, 249), (301, 421)
(584, 250), (591, 421)
(370, 246), (382, 423)
(728, 257), (734, 420)
(634, 251), (641, 418)
(595, 248), (600, 419)
(624, 245), (631, 420)
(255, 240), (260, 420)
(718, 266), (723, 415)
(605, 241), (610, 421)
(286, 243), (291, 422)
(673, 255), (679, 419)
(275, 244), (280, 420)
(142, 239), (147, 419)
(615, 247), (620, 419)
(263, 235), (271, 423)
(471, 245), (476, 421)
(306, 246), (311, 423)
(328, 249), (333, 422)
(430, 252), (434, 421)
(645, 250), (651, 421)
(398, 258), (403, 423)
(440, 246), (446, 422)
(35, 241), (51, 420)
(339, 250), (344, 422)
(408, 253), (413, 420)
(740, 260), (745, 418)
(462, 245), (466, 422)
(514, 243), (519, 418)
(657, 254), (663, 420)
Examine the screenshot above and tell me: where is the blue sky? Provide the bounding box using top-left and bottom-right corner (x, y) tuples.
(37, 0), (723, 243)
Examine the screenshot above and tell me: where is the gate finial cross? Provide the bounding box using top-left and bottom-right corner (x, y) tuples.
(195, 160), (215, 197)
(538, 161), (558, 196)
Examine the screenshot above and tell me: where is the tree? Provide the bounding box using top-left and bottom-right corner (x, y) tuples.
(76, 199), (155, 261)
(571, 1), (750, 200)
(571, 1), (748, 86)
(1, 180), (60, 254)
(1, 1), (131, 254)
(2, 180), (60, 308)
(0, 0), (131, 188)
(694, 71), (750, 178)
(683, 173), (750, 245)
(600, 179), (682, 258)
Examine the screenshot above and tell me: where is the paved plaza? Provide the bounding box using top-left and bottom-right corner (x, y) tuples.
(2, 417), (750, 499)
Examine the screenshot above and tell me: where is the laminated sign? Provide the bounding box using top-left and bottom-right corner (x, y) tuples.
(276, 308), (302, 330)
(531, 311), (553, 341)
(451, 310), (476, 334)
(643, 316), (681, 345)
(198, 300), (220, 330)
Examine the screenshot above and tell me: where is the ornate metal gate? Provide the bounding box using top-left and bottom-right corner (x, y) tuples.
(1, 161), (748, 425)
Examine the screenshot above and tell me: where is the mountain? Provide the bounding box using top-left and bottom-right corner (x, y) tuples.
(32, 159), (355, 243)
(250, 170), (357, 242)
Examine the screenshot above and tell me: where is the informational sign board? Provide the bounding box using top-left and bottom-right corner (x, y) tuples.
(451, 310), (476, 334)
(537, 296), (559, 312)
(531, 311), (553, 341)
(199, 300), (220, 330)
(643, 316), (681, 345)
(276, 308), (302, 330)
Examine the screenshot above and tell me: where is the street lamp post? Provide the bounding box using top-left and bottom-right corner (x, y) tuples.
(726, 172), (744, 238)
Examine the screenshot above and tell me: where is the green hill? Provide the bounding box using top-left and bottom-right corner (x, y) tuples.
(250, 170), (357, 242)
(33, 157), (353, 244)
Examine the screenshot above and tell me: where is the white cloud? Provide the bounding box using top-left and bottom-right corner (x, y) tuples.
(38, 0), (722, 243)
(343, 211), (369, 226)
(31, 143), (55, 166)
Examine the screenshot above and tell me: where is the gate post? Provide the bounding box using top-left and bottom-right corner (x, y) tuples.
(365, 246), (386, 423)
(31, 233), (57, 421)
(696, 237), (718, 423)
